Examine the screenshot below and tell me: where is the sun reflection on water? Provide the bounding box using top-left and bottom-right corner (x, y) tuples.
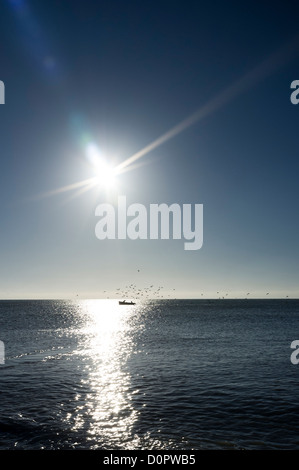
(67, 299), (142, 448)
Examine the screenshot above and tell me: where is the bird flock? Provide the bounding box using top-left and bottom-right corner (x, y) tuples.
(99, 284), (290, 301)
(74, 271), (292, 301)
(103, 283), (176, 300)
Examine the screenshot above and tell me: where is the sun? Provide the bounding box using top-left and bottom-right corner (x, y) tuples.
(86, 142), (117, 189)
(94, 160), (117, 189)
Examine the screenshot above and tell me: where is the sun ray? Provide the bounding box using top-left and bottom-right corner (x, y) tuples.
(25, 177), (98, 203)
(115, 33), (299, 174)
(58, 180), (100, 205)
(116, 158), (153, 175)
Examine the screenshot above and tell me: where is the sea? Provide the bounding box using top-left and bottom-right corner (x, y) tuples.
(0, 298), (299, 452)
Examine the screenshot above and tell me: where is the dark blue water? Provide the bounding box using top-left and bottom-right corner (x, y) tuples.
(0, 299), (299, 450)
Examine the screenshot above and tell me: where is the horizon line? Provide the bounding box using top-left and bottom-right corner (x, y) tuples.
(0, 297), (297, 301)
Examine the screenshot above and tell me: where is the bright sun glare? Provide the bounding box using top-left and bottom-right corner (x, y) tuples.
(86, 142), (117, 189)
(94, 160), (117, 188)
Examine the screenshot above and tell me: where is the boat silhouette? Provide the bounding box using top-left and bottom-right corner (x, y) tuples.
(119, 300), (136, 305)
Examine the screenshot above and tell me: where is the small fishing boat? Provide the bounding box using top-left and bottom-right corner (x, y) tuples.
(119, 300), (136, 305)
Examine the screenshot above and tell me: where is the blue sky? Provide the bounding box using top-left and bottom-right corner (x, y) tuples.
(0, 0), (299, 299)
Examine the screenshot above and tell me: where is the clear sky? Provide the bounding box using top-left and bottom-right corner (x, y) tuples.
(1, 0), (299, 299)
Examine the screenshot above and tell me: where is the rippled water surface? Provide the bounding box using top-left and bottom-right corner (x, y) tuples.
(0, 299), (299, 449)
